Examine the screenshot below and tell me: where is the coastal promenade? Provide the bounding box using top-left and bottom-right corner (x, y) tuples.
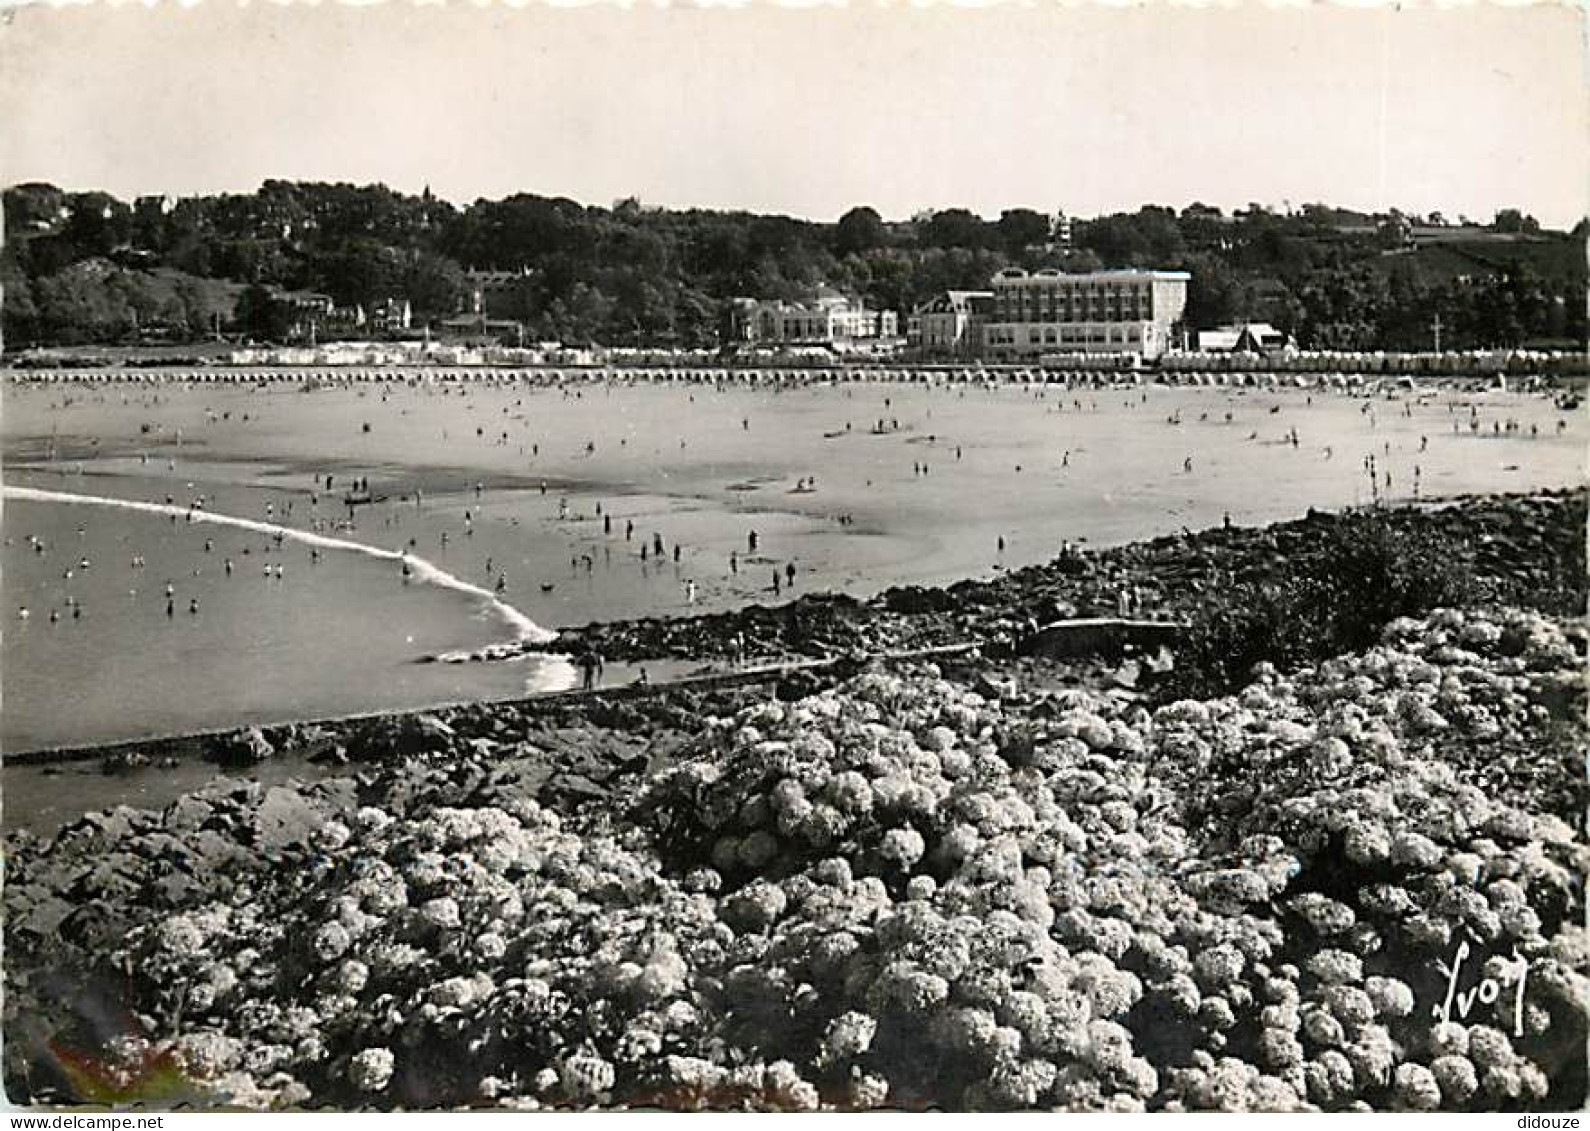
(3, 346), (1587, 388)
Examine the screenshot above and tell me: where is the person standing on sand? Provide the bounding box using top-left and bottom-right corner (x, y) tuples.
(785, 562), (796, 588)
(730, 550), (739, 574)
(773, 570), (782, 595)
(748, 530), (759, 553)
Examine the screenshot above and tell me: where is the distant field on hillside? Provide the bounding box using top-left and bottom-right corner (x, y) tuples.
(1377, 236), (1587, 283)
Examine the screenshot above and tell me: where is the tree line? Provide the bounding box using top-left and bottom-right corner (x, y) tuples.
(2, 181), (1584, 351)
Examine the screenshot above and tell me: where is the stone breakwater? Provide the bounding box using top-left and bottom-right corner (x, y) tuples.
(3, 601), (1585, 1111)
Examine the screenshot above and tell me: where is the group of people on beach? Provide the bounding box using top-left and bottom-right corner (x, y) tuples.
(10, 378), (1577, 696)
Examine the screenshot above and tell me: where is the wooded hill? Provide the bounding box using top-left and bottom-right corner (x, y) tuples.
(3, 182), (1583, 352)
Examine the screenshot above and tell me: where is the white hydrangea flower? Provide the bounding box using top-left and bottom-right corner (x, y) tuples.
(1306, 949), (1363, 986)
(820, 1011), (877, 1064)
(559, 1052), (615, 1102)
(878, 827), (926, 870)
(311, 921), (352, 963)
(418, 897), (461, 930)
(348, 1047), (395, 1093)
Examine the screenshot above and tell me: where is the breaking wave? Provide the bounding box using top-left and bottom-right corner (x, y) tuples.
(3, 484), (558, 645)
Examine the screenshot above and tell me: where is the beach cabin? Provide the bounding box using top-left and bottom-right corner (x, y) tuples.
(1196, 323), (1297, 357)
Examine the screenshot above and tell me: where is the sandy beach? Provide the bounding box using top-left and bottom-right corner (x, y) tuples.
(3, 373), (1581, 751)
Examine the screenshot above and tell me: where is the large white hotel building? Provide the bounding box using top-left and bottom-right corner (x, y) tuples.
(978, 267), (1190, 361)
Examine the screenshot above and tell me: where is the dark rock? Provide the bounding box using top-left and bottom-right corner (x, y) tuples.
(346, 713), (459, 761)
(543, 772), (610, 804)
(310, 743), (350, 766)
(882, 585), (955, 614)
(100, 750), (149, 775)
(211, 726), (275, 768)
(251, 786), (326, 852)
(162, 795), (214, 832)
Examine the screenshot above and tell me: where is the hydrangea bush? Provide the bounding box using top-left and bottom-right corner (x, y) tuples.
(9, 607), (1586, 1111)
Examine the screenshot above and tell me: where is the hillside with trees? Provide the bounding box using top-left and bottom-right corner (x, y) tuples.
(3, 181), (1584, 352)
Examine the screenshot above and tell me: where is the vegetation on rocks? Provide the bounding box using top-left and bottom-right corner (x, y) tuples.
(5, 599), (1584, 1110)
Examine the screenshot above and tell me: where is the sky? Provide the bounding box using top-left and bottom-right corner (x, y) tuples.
(0, 2), (1586, 228)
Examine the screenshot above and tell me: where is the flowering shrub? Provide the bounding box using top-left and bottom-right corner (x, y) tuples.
(7, 608), (1585, 1111)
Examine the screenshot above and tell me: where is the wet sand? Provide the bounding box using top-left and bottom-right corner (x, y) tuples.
(3, 376), (1581, 751)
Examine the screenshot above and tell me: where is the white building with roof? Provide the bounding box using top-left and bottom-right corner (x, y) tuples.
(1195, 322), (1296, 355)
(728, 287), (899, 350)
(908, 290), (993, 357)
(979, 268), (1190, 361)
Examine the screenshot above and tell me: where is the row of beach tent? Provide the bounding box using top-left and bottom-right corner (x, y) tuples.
(0, 365), (1556, 393)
